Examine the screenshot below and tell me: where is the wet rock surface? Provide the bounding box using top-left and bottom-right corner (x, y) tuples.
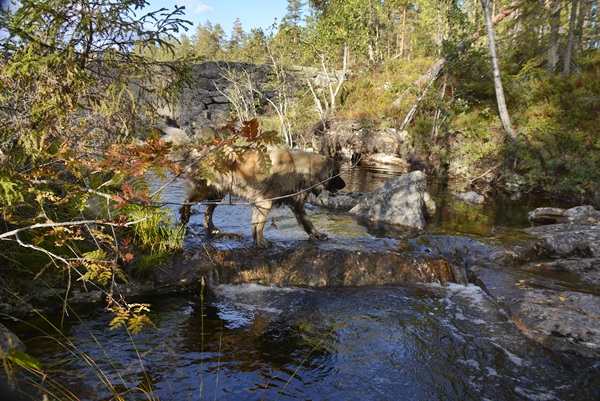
(472, 207), (600, 357)
(150, 237), (468, 292)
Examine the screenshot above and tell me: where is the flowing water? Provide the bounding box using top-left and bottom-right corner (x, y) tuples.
(9, 284), (599, 400)
(3, 163), (599, 400)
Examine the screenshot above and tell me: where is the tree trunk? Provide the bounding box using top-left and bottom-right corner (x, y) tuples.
(563, 0), (579, 75)
(575, 0), (590, 52)
(400, 6), (406, 58)
(480, 0), (516, 141)
(547, 0), (562, 73)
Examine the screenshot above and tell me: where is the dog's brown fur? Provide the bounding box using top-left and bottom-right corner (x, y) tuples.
(161, 125), (346, 247)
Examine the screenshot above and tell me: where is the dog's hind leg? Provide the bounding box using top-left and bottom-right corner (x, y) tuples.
(290, 203), (328, 240)
(252, 200), (273, 248)
(180, 201), (192, 225)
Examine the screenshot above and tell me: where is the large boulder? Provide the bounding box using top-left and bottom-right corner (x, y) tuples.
(348, 170), (435, 229)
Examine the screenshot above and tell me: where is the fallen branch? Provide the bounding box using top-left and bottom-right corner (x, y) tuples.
(0, 217), (151, 240)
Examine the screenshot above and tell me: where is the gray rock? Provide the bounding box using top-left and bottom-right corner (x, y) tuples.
(211, 95), (230, 104)
(528, 205), (600, 225)
(524, 224), (600, 257)
(0, 323), (25, 358)
(348, 170), (435, 229)
(309, 190), (365, 210)
(454, 191), (485, 205)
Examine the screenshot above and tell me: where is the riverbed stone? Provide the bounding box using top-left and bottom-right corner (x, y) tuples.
(528, 205), (600, 225)
(348, 170), (435, 229)
(309, 190), (365, 210)
(149, 238), (468, 292)
(0, 323), (26, 358)
(471, 212), (600, 357)
(454, 191), (485, 205)
(524, 224), (600, 258)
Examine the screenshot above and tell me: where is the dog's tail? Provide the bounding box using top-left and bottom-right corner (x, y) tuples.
(155, 122), (192, 146)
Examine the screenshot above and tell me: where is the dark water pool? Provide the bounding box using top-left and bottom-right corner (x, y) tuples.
(8, 284), (600, 400)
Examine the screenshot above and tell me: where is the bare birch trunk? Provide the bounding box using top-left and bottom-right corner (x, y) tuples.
(400, 6), (406, 58)
(480, 0), (516, 141)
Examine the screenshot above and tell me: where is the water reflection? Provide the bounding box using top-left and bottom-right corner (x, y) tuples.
(340, 162), (408, 193)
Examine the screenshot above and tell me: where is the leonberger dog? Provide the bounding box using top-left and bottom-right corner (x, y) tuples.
(160, 125), (346, 247)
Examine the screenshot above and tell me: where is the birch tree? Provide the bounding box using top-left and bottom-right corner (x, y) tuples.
(480, 0), (516, 141)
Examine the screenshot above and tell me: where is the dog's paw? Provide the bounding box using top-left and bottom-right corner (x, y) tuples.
(254, 238), (272, 248)
(310, 232), (329, 240)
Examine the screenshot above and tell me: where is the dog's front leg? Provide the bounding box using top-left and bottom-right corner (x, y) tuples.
(290, 203), (327, 240)
(204, 204), (221, 235)
(252, 200), (273, 248)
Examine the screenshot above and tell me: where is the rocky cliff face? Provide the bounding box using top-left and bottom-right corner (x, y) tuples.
(156, 62), (339, 131)
(158, 62), (276, 127)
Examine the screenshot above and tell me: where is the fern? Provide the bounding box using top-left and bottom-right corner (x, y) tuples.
(0, 178), (24, 206)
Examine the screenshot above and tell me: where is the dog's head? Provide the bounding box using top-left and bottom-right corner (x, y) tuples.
(326, 172), (346, 192)
(318, 158), (345, 194)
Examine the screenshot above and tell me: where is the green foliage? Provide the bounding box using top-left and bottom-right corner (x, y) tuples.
(7, 349), (43, 372)
(108, 302), (155, 334)
(0, 0), (197, 323)
(340, 58), (431, 120)
(194, 21), (227, 60)
(509, 64), (600, 199)
(118, 202), (186, 254)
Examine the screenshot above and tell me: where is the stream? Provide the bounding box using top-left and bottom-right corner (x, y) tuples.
(3, 163), (599, 400)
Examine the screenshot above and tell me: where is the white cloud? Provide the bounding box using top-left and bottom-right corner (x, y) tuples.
(183, 0), (212, 14)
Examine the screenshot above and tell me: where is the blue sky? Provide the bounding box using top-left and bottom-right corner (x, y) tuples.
(145, 0), (290, 37)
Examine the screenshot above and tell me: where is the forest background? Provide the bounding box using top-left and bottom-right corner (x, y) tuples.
(0, 0), (599, 329)
(145, 0), (600, 205)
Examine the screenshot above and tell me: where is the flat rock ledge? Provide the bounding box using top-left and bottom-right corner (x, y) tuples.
(151, 238), (467, 291)
(472, 208), (600, 358)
